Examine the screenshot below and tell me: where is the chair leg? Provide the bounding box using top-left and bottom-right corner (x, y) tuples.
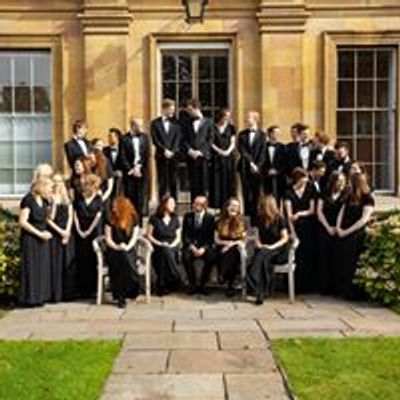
(240, 256), (247, 299)
(288, 270), (295, 303)
(97, 273), (103, 306)
(145, 263), (151, 304)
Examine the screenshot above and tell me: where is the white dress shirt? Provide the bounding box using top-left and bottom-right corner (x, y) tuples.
(132, 136), (141, 165)
(299, 143), (310, 169)
(162, 116), (170, 134)
(248, 130), (256, 146)
(74, 136), (89, 156)
(268, 144), (276, 164)
(193, 118), (202, 134)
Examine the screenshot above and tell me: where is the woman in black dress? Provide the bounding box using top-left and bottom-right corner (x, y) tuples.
(146, 195), (184, 296)
(215, 197), (247, 297)
(47, 173), (75, 302)
(19, 177), (53, 306)
(68, 157), (87, 201)
(92, 138), (114, 204)
(105, 196), (140, 308)
(316, 171), (348, 295)
(209, 108), (236, 209)
(247, 195), (290, 305)
(284, 167), (316, 293)
(74, 174), (103, 298)
(335, 173), (374, 299)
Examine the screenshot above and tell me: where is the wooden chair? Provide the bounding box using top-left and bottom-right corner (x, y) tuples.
(93, 235), (154, 305)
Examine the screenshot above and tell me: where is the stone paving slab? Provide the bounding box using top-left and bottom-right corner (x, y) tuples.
(124, 332), (218, 350)
(267, 329), (346, 339)
(203, 308), (281, 320)
(168, 349), (277, 374)
(123, 309), (201, 320)
(218, 331), (268, 349)
(112, 350), (168, 374)
(175, 319), (261, 332)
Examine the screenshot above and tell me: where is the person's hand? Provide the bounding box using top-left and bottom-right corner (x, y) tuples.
(41, 231), (53, 241)
(337, 228), (347, 238)
(164, 149), (174, 159)
(188, 149), (198, 159)
(114, 170), (123, 178)
(291, 214), (299, 222)
(197, 248), (206, 257)
(250, 162), (259, 174)
(119, 243), (128, 252)
(328, 226), (336, 236)
(81, 230), (90, 239)
(268, 169), (278, 176)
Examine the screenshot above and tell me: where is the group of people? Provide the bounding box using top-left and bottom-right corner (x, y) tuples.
(18, 98), (375, 308)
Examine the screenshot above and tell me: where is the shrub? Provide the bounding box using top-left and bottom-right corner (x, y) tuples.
(354, 210), (400, 306)
(0, 208), (20, 302)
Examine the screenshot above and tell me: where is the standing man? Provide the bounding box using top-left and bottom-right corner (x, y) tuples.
(181, 99), (214, 201)
(64, 119), (92, 169)
(285, 122), (302, 179)
(104, 127), (124, 197)
(237, 111), (266, 225)
(151, 99), (181, 201)
(120, 118), (150, 225)
(262, 125), (287, 203)
(182, 196), (216, 295)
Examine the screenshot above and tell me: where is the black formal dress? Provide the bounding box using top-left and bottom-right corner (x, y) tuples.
(284, 183), (316, 293)
(247, 216), (290, 300)
(149, 214), (186, 294)
(182, 117), (214, 201)
(316, 192), (346, 295)
(104, 145), (124, 197)
(19, 193), (51, 306)
(105, 224), (140, 301)
(182, 211), (216, 291)
(64, 137), (92, 169)
(120, 131), (150, 225)
(237, 129), (266, 225)
(74, 194), (103, 297)
(151, 116), (181, 200)
(209, 124), (237, 209)
(49, 203), (75, 302)
(335, 193), (374, 299)
(262, 141), (287, 203)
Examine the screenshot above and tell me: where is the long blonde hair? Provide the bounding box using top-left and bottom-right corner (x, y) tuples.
(258, 195), (280, 225)
(53, 173), (71, 205)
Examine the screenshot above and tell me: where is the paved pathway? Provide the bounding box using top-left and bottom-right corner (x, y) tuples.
(1, 294), (399, 400)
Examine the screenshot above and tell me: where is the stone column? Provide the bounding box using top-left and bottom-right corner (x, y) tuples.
(257, 0), (309, 141)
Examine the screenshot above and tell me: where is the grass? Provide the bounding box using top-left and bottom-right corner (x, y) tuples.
(272, 337), (400, 400)
(392, 305), (400, 315)
(0, 340), (121, 400)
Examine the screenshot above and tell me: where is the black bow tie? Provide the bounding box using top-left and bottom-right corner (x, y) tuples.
(268, 142), (277, 147)
(110, 147), (117, 153)
(164, 117), (174, 122)
(131, 133), (141, 138)
(300, 143), (309, 148)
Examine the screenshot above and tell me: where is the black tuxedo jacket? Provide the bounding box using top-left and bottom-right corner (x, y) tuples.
(309, 148), (336, 169)
(103, 145), (123, 172)
(182, 212), (215, 249)
(182, 118), (214, 159)
(263, 141), (287, 175)
(285, 141), (313, 173)
(64, 137), (92, 169)
(120, 132), (150, 176)
(150, 116), (181, 159)
(237, 129), (266, 174)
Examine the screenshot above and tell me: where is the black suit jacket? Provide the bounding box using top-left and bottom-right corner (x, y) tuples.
(150, 117), (181, 159)
(285, 141), (313, 173)
(120, 132), (150, 176)
(309, 148), (336, 169)
(64, 138), (92, 169)
(237, 129), (266, 174)
(182, 212), (215, 250)
(182, 118), (214, 159)
(103, 145), (123, 172)
(263, 141), (287, 176)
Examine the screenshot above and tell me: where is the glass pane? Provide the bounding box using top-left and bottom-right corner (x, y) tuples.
(215, 82), (228, 107)
(33, 57), (50, 86)
(377, 51), (391, 79)
(32, 117), (52, 141)
(34, 86), (51, 113)
(375, 111), (389, 136)
(15, 86), (31, 113)
(0, 141), (13, 167)
(178, 83), (192, 107)
(16, 142), (33, 168)
(14, 117), (32, 141)
(357, 50), (374, 78)
(0, 57), (11, 85)
(0, 170), (13, 184)
(376, 80), (389, 107)
(337, 111), (353, 136)
(338, 80), (354, 108)
(199, 82), (212, 107)
(214, 56), (228, 80)
(14, 57), (31, 87)
(199, 56), (212, 80)
(162, 55), (176, 81)
(178, 56), (192, 81)
(0, 117), (13, 140)
(375, 164), (390, 190)
(202, 109), (213, 119)
(357, 80), (373, 107)
(16, 169), (33, 185)
(338, 51), (354, 78)
(34, 141), (52, 164)
(356, 111), (373, 136)
(163, 82), (176, 102)
(357, 139), (373, 163)
(375, 138), (389, 163)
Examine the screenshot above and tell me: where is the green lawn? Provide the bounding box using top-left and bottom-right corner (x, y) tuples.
(272, 338), (400, 400)
(0, 340), (121, 400)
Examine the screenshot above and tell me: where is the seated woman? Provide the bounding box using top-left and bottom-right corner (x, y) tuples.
(19, 177), (53, 307)
(247, 195), (290, 305)
(335, 173), (374, 300)
(215, 197), (246, 297)
(146, 195), (185, 296)
(105, 196), (140, 308)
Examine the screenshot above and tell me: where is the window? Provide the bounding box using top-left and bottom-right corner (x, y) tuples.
(0, 51), (52, 195)
(336, 47), (396, 192)
(161, 50), (230, 119)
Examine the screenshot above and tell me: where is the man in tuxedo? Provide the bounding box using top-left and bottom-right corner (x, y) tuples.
(104, 127), (124, 197)
(285, 122), (302, 178)
(151, 99), (181, 201)
(181, 99), (214, 201)
(331, 141), (352, 177)
(237, 111), (266, 225)
(182, 196), (216, 295)
(64, 120), (92, 169)
(262, 125), (287, 203)
(120, 118), (150, 225)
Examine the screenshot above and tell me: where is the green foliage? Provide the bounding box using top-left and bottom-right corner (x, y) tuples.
(354, 210), (400, 306)
(0, 208), (20, 301)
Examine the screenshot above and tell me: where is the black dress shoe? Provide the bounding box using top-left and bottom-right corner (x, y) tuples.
(187, 286), (197, 296)
(255, 296), (264, 306)
(225, 287), (235, 298)
(117, 298), (127, 309)
(198, 286), (209, 296)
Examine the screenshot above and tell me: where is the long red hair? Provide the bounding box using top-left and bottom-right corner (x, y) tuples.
(93, 151), (108, 181)
(109, 196), (138, 234)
